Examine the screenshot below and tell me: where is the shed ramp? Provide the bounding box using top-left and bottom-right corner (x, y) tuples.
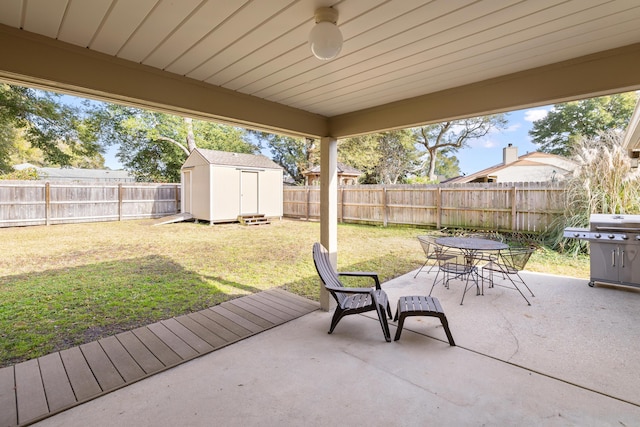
(153, 213), (193, 226)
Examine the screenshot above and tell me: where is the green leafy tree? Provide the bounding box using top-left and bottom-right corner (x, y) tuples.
(530, 92), (637, 156)
(0, 84), (103, 171)
(338, 134), (380, 183)
(413, 115), (508, 181)
(339, 130), (419, 184)
(93, 104), (256, 182)
(248, 131), (317, 184)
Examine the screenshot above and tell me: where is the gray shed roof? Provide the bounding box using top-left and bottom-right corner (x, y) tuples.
(194, 149), (282, 170)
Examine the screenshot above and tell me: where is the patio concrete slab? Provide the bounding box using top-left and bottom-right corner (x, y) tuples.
(33, 270), (640, 427)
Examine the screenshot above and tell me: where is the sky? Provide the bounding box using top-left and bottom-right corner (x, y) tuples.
(454, 107), (550, 176)
(71, 95), (551, 175)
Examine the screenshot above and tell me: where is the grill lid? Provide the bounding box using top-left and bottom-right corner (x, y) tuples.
(590, 214), (640, 232)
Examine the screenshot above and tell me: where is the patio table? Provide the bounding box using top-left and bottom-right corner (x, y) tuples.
(434, 237), (508, 302)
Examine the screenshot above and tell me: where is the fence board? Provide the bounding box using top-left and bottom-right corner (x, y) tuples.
(284, 182), (566, 234)
(0, 181), (180, 227)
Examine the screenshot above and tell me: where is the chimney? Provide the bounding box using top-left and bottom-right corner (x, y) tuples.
(503, 143), (518, 165)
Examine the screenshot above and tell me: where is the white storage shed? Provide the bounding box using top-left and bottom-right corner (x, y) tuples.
(181, 148), (283, 223)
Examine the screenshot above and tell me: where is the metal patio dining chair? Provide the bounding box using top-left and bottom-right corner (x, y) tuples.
(312, 242), (393, 342)
(428, 245), (480, 305)
(481, 246), (536, 305)
(414, 235), (456, 278)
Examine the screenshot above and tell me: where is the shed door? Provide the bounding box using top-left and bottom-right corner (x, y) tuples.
(241, 171), (259, 214)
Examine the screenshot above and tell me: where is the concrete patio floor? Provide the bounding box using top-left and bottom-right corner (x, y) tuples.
(33, 269), (640, 426)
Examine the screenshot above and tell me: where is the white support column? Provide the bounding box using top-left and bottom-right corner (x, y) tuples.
(320, 136), (338, 311)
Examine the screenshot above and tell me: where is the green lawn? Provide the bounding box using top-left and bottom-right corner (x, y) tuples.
(0, 219), (588, 367)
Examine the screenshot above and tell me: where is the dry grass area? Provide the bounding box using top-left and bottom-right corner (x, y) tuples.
(0, 218), (588, 366)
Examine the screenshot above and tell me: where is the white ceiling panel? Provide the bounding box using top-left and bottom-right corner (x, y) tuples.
(89, 0), (157, 55)
(57, 0), (113, 47)
(143, 0), (248, 69)
(2, 0), (640, 120)
(167, 0), (295, 76)
(23, 0), (67, 38)
(116, 0), (202, 63)
(0, 0), (23, 27)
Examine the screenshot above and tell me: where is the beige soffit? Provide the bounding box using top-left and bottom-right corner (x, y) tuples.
(2, 1), (640, 138)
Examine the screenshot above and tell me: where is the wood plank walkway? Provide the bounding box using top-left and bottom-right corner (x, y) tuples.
(0, 289), (319, 427)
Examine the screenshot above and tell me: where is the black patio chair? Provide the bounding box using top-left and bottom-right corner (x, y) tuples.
(414, 235), (456, 278)
(312, 242), (393, 342)
(481, 246), (536, 305)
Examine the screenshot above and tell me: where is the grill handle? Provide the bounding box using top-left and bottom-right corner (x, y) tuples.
(595, 226), (640, 232)
(612, 249), (616, 267)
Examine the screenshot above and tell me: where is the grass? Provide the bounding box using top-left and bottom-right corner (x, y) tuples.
(0, 219), (588, 367)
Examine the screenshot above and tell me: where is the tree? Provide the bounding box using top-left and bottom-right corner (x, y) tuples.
(529, 92), (637, 156)
(413, 115), (508, 181)
(93, 104), (256, 182)
(0, 84), (103, 172)
(339, 129), (419, 184)
(248, 131), (317, 184)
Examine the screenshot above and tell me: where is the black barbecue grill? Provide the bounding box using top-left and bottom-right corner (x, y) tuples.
(564, 214), (640, 288)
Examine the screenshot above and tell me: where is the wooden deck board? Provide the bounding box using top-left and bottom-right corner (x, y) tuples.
(244, 293), (303, 317)
(14, 359), (48, 424)
(6, 290), (318, 426)
(160, 318), (214, 354)
(38, 353), (76, 412)
(116, 331), (165, 374)
(200, 308), (253, 338)
(80, 341), (124, 391)
(188, 311), (242, 342)
(0, 366), (17, 427)
(59, 347), (101, 401)
(259, 291), (310, 314)
(98, 336), (146, 383)
(131, 327), (182, 368)
(269, 288), (320, 310)
(146, 323), (198, 361)
(209, 305), (264, 333)
(223, 300), (278, 327)
(175, 315), (228, 348)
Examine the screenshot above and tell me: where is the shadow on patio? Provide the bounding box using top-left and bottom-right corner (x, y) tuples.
(30, 269), (640, 426)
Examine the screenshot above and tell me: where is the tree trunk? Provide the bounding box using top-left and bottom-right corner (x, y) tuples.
(185, 117), (197, 152)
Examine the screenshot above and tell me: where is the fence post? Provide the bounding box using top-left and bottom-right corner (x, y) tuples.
(436, 187), (442, 229)
(382, 187), (388, 227)
(118, 183), (123, 221)
(45, 181), (50, 226)
(306, 187), (310, 220)
(511, 186), (517, 232)
(339, 187), (344, 223)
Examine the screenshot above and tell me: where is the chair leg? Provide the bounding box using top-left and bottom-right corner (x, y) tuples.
(438, 313), (456, 346)
(413, 260), (428, 278)
(328, 308), (345, 334)
(375, 301), (391, 342)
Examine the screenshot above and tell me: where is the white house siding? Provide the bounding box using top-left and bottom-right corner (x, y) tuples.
(495, 164), (563, 182)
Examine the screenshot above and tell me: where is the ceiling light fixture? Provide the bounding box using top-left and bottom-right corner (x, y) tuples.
(308, 7), (342, 60)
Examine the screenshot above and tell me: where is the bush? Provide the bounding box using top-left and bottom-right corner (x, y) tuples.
(546, 130), (640, 255)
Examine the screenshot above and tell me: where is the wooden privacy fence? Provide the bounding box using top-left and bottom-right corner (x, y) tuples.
(0, 181), (180, 227)
(283, 182), (566, 234)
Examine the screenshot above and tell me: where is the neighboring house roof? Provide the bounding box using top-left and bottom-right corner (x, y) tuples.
(447, 147), (576, 184)
(303, 162), (362, 177)
(189, 148), (282, 170)
(13, 163), (135, 181)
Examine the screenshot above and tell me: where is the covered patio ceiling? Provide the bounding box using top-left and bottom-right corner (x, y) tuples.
(1, 0), (640, 142)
